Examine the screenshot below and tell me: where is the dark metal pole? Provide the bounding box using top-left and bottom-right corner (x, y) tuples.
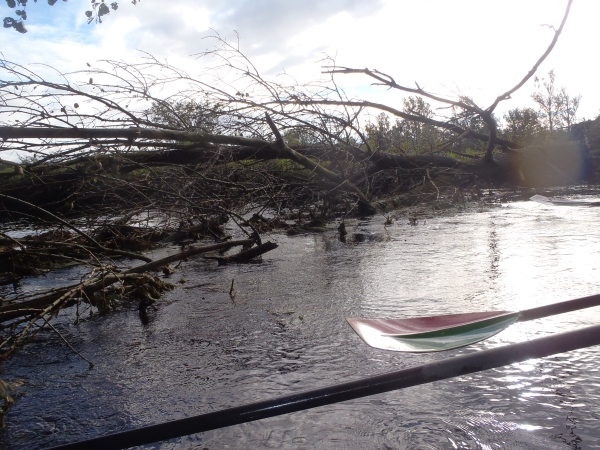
(518, 293), (600, 321)
(48, 323), (600, 450)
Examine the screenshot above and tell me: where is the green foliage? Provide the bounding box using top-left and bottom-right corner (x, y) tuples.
(146, 99), (222, 134)
(556, 86), (581, 131)
(364, 97), (444, 155)
(398, 97), (440, 154)
(532, 70), (560, 132)
(265, 158), (303, 173)
(3, 0), (139, 33)
(447, 148), (482, 160)
(448, 107), (492, 155)
(283, 128), (322, 148)
(501, 107), (544, 146)
(532, 70), (581, 132)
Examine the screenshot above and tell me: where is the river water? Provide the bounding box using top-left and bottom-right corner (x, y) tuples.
(2, 195), (600, 449)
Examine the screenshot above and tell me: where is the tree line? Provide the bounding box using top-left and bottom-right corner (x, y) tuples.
(364, 69), (583, 157)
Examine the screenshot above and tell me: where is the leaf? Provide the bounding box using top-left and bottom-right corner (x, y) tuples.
(3, 17), (15, 28)
(13, 21), (27, 33)
(74, 103), (79, 108)
(0, 378), (20, 429)
(98, 3), (109, 16)
(111, 2), (118, 10)
(89, 78), (93, 84)
(0, 381), (15, 404)
(85, 10), (93, 18)
(48, 0), (58, 5)
(5, 0), (16, 9)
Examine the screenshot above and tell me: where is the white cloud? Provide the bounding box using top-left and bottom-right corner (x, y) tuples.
(1, 0), (598, 121)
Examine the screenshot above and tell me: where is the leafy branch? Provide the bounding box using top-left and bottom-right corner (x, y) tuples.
(2, 0), (141, 33)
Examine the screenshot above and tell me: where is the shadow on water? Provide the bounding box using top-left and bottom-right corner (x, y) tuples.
(2, 196), (600, 449)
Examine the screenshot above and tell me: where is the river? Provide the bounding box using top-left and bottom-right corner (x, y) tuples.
(2, 194), (600, 449)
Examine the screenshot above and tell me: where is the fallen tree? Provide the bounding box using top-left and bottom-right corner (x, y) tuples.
(0, 238), (258, 324)
(0, 1), (583, 223)
(0, 0), (584, 332)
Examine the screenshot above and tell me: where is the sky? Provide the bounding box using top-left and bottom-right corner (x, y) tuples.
(1, 0), (599, 122)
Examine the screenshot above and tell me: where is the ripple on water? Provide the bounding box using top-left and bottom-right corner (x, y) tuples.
(3, 197), (600, 448)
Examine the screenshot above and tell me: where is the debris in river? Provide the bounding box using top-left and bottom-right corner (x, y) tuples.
(161, 265), (175, 276)
(229, 279), (237, 301)
(138, 296), (157, 325)
(338, 221), (347, 243)
(204, 241), (278, 265)
(0, 378), (22, 428)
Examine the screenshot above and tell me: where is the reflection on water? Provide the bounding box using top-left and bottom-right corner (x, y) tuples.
(2, 196), (600, 449)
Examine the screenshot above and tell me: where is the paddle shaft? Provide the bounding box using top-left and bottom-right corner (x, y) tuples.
(48, 322), (600, 450)
(518, 293), (600, 322)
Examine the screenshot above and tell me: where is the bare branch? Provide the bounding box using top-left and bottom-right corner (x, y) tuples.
(487, 0), (573, 112)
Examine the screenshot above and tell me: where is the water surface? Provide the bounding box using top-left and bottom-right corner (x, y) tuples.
(2, 196), (600, 449)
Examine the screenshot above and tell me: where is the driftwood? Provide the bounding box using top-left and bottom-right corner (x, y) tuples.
(0, 272), (152, 324)
(159, 216), (229, 243)
(0, 194), (152, 262)
(125, 239), (253, 273)
(0, 239), (257, 323)
(0, 272), (172, 365)
(204, 241), (279, 265)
